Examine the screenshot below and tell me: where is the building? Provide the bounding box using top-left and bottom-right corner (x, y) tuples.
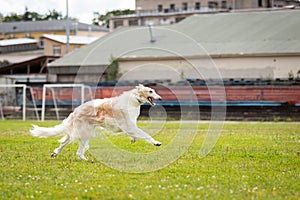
(274, 0), (300, 7)
(0, 20), (109, 82)
(0, 55), (57, 84)
(0, 38), (38, 54)
(42, 34), (99, 57)
(135, 0), (271, 11)
(0, 20), (108, 47)
(0, 38), (43, 65)
(48, 10), (300, 84)
(109, 0), (292, 31)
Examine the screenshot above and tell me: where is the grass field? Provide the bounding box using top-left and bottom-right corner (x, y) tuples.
(0, 121), (299, 199)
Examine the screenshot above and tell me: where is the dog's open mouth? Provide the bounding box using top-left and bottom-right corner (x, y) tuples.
(147, 97), (155, 106)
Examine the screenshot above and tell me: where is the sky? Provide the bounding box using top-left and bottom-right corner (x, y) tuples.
(0, 0), (136, 24)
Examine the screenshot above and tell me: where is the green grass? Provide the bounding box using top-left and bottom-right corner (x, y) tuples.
(0, 121), (299, 199)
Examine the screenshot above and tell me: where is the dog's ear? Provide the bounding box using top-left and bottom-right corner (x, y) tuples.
(136, 84), (144, 90)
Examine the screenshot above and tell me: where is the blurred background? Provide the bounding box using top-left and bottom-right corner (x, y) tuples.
(0, 0), (299, 121)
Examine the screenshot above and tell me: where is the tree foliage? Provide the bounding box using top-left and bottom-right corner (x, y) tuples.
(1, 7), (63, 22)
(106, 57), (119, 81)
(93, 9), (135, 28)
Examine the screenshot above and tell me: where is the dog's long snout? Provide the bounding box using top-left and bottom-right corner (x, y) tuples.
(156, 94), (162, 101)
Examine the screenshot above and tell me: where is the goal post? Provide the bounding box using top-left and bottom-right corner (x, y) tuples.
(0, 84), (26, 121)
(41, 84), (92, 121)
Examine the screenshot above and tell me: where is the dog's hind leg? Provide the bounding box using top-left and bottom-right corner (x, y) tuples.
(51, 135), (71, 158)
(76, 139), (90, 161)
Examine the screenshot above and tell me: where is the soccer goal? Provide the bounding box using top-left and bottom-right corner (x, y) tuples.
(41, 84), (93, 121)
(0, 84), (26, 121)
(0, 84), (41, 121)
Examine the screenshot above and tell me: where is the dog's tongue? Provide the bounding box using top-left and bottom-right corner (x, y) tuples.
(147, 97), (155, 106)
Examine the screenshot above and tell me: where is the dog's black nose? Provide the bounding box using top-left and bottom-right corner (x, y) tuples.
(158, 98), (162, 101)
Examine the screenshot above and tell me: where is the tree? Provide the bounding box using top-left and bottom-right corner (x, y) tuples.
(23, 11), (43, 21)
(43, 9), (63, 20)
(2, 7), (63, 22)
(0, 13), (4, 23)
(93, 9), (135, 28)
(106, 57), (119, 81)
(3, 13), (23, 22)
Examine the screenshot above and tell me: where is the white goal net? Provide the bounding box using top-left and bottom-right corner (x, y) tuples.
(0, 84), (27, 120)
(41, 84), (93, 121)
(0, 84), (41, 121)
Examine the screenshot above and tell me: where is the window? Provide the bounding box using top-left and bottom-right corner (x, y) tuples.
(182, 2), (188, 11)
(159, 18), (171, 25)
(208, 1), (218, 9)
(114, 20), (124, 29)
(129, 19), (138, 26)
(53, 45), (61, 56)
(221, 1), (227, 9)
(39, 38), (44, 48)
(158, 4), (163, 12)
(170, 4), (176, 12)
(176, 17), (185, 23)
(195, 2), (201, 10)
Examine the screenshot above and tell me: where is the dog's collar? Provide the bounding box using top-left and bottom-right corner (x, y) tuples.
(136, 97), (143, 104)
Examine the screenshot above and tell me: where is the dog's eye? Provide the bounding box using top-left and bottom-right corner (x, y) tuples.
(149, 90), (153, 93)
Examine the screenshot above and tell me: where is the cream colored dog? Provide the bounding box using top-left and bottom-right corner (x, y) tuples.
(30, 84), (162, 160)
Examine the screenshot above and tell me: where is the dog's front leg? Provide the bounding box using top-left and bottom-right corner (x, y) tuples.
(133, 127), (161, 146)
(121, 124), (161, 146)
(132, 127), (161, 146)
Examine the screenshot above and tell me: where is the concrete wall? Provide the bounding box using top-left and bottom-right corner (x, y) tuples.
(118, 55), (300, 82)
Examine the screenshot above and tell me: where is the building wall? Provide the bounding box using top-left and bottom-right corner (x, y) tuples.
(118, 55), (300, 82)
(1, 31), (67, 49)
(1, 31), (66, 40)
(136, 0), (268, 11)
(110, 13), (192, 29)
(110, 0), (273, 30)
(0, 43), (38, 54)
(2, 31), (107, 49)
(43, 39), (84, 56)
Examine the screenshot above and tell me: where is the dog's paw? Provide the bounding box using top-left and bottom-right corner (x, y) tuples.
(51, 152), (57, 158)
(131, 137), (137, 144)
(78, 155), (88, 161)
(154, 141), (162, 146)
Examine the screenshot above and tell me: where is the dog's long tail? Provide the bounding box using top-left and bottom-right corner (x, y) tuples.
(30, 124), (66, 138)
(30, 114), (73, 138)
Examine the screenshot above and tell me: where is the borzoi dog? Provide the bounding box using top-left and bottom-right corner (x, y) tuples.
(30, 84), (162, 161)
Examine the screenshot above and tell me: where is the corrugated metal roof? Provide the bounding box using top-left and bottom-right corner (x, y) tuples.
(49, 10), (300, 67)
(43, 34), (99, 45)
(0, 38), (38, 46)
(0, 20), (108, 33)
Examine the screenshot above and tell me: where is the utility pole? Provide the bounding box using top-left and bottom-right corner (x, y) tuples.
(66, 0), (70, 54)
(232, 0), (236, 11)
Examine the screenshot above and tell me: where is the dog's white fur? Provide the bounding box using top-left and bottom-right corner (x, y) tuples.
(30, 84), (162, 160)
